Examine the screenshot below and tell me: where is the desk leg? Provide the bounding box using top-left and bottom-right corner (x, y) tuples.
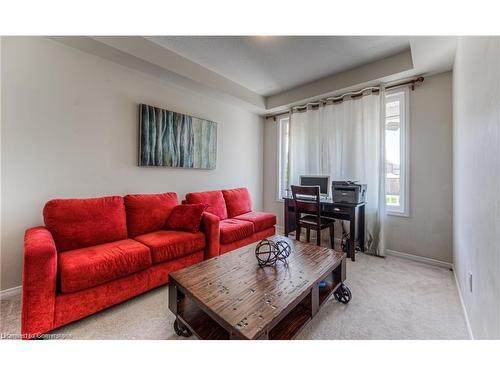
(359, 205), (365, 252)
(284, 201), (289, 237)
(349, 207), (356, 261)
(284, 200), (297, 237)
(283, 206), (290, 237)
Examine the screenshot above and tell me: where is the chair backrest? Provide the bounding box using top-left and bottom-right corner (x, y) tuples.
(291, 185), (321, 220)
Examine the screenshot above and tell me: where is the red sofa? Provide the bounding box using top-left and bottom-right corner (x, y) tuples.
(184, 187), (276, 255)
(21, 192), (219, 338)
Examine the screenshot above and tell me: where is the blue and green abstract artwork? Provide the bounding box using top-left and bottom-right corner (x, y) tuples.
(139, 104), (217, 169)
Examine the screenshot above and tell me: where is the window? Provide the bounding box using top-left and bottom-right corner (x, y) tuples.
(277, 116), (290, 200)
(385, 88), (409, 216)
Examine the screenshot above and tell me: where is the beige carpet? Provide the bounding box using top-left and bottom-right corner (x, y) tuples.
(1, 250), (469, 340)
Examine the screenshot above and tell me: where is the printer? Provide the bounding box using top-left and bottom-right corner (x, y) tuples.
(331, 181), (367, 204)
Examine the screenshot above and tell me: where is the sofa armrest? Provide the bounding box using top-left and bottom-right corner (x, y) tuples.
(21, 226), (57, 338)
(200, 212), (220, 259)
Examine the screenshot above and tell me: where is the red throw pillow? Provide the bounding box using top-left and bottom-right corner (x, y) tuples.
(165, 204), (207, 233)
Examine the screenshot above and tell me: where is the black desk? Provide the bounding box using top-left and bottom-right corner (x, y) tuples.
(282, 195), (365, 261)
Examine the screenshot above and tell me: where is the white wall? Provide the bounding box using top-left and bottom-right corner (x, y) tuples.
(263, 72), (453, 263)
(1, 37), (264, 290)
(386, 72), (453, 263)
(453, 37), (500, 339)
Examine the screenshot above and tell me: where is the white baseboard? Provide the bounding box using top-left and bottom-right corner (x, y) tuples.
(385, 249), (453, 270)
(452, 267), (474, 340)
(0, 285), (22, 299)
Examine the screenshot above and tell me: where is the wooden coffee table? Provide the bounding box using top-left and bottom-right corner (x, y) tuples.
(168, 235), (351, 340)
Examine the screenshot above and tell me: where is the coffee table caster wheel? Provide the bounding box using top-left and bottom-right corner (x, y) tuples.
(334, 283), (352, 304)
(174, 318), (192, 337)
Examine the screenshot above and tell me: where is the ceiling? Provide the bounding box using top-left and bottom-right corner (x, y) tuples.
(56, 36), (457, 113)
(147, 36), (412, 96)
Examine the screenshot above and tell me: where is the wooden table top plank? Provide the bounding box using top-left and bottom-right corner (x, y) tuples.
(170, 235), (345, 339)
(185, 245), (312, 305)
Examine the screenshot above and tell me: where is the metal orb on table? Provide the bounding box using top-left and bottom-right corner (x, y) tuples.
(255, 238), (292, 267)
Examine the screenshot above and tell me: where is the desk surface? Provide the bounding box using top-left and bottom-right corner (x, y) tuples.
(282, 195), (365, 207)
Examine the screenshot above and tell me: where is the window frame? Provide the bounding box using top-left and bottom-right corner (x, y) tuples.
(385, 87), (410, 217)
(276, 115), (290, 202)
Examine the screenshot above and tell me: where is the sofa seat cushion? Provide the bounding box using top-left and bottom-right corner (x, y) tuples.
(222, 187), (252, 218)
(219, 219), (254, 245)
(233, 211), (277, 232)
(185, 190), (228, 220)
(134, 230), (206, 264)
(58, 239), (152, 293)
(44, 196), (127, 252)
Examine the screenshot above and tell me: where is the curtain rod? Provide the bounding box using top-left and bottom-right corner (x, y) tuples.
(265, 76), (424, 120)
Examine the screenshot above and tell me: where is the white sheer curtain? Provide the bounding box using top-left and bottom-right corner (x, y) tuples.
(289, 91), (386, 255)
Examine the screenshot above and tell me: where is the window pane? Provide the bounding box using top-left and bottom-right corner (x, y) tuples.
(386, 99), (400, 117)
(284, 119), (289, 192)
(385, 97), (401, 208)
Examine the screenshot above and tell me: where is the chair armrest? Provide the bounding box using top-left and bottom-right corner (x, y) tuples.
(200, 212), (220, 259)
(21, 226), (57, 338)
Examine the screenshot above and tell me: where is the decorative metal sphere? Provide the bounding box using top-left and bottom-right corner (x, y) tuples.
(255, 238), (292, 267)
(275, 239), (292, 261)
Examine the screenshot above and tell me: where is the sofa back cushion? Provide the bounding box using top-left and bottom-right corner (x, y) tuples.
(185, 190), (228, 220)
(124, 193), (179, 237)
(43, 196), (127, 252)
(222, 187), (252, 218)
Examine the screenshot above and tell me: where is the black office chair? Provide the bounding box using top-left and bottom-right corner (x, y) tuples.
(291, 185), (335, 248)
